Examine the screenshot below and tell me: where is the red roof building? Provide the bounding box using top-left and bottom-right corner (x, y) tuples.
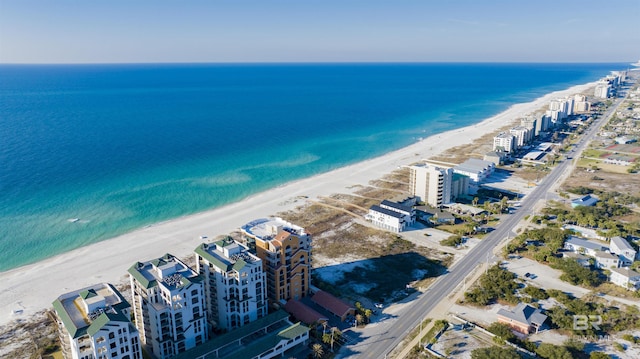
(311, 290), (355, 322)
(284, 300), (328, 326)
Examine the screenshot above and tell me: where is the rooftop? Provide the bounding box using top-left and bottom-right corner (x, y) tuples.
(453, 158), (495, 174)
(172, 310), (306, 359)
(241, 217), (307, 241)
(369, 205), (405, 219)
(497, 303), (547, 327)
(565, 236), (608, 252)
(128, 253), (200, 290)
(610, 267), (640, 278)
(380, 200), (413, 214)
(311, 290), (355, 319)
(610, 236), (636, 252)
(52, 283), (130, 339)
(284, 299), (328, 325)
(195, 238), (261, 273)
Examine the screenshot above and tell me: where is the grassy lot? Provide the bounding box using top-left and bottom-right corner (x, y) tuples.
(313, 252), (448, 304)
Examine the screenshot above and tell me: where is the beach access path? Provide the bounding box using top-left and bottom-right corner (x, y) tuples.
(0, 81), (596, 328)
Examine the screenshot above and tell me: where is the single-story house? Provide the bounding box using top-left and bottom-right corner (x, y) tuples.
(562, 251), (591, 267)
(310, 291), (355, 322)
(497, 303), (548, 334)
(571, 195), (598, 208)
(284, 300), (328, 327)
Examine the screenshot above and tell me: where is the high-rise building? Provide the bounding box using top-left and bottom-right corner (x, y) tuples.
(574, 94), (591, 113)
(594, 80), (611, 98)
(52, 283), (141, 359)
(241, 218), (312, 306)
(493, 132), (515, 153)
(128, 254), (208, 359)
(195, 238), (268, 332)
(509, 126), (531, 148)
(409, 163), (452, 207)
(520, 115), (538, 137)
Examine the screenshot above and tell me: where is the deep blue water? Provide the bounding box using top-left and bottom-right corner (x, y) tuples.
(0, 63), (626, 271)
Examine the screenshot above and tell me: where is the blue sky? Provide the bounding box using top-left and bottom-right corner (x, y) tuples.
(1, 0), (638, 63)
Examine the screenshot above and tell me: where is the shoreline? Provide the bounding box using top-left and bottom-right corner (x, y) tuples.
(0, 80), (597, 327)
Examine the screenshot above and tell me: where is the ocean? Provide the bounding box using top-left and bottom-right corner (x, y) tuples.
(0, 63), (626, 271)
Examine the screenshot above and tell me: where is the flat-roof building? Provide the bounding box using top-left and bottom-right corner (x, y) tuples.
(241, 218), (312, 306)
(493, 132), (515, 153)
(452, 158), (495, 183)
(195, 238), (268, 332)
(52, 283), (141, 359)
(409, 163), (452, 207)
(128, 254), (208, 359)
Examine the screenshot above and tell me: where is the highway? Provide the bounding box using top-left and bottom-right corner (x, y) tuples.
(341, 91), (629, 359)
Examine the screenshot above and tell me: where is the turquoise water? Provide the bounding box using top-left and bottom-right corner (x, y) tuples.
(0, 63), (626, 271)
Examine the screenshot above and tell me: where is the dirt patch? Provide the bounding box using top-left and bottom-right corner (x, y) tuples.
(562, 167), (640, 198)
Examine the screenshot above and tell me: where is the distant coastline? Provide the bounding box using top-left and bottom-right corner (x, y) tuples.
(0, 76), (601, 327)
(0, 63), (625, 272)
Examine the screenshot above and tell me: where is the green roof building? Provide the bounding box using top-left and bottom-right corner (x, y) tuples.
(128, 253), (207, 359)
(195, 238), (267, 331)
(51, 283), (141, 359)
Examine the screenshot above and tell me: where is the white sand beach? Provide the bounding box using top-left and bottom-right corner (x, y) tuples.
(0, 81), (596, 327)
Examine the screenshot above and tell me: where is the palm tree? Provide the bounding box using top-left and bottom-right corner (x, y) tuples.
(312, 343), (324, 358)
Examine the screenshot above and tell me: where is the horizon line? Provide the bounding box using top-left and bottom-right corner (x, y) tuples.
(0, 60), (637, 66)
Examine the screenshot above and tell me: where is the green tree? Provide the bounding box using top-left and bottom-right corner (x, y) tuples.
(589, 352), (611, 359)
(486, 322), (516, 342)
(471, 346), (521, 359)
(535, 343), (573, 359)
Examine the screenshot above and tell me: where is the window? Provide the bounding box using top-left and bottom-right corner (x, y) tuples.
(108, 333), (115, 339)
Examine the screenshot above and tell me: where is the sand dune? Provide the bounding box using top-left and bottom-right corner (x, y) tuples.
(0, 81), (596, 327)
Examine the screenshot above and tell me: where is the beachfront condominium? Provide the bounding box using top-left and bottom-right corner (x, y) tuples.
(409, 163), (452, 207)
(574, 94), (591, 113)
(128, 253), (208, 359)
(195, 238), (268, 332)
(241, 217), (312, 306)
(594, 80), (612, 99)
(509, 126), (532, 148)
(52, 283), (141, 359)
(493, 132), (515, 153)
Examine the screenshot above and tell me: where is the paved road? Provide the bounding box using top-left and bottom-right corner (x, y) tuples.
(339, 91), (630, 359)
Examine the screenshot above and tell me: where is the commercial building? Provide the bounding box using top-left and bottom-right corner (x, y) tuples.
(128, 254), (208, 359)
(52, 283), (141, 359)
(409, 163), (452, 207)
(195, 238), (268, 332)
(241, 218), (312, 306)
